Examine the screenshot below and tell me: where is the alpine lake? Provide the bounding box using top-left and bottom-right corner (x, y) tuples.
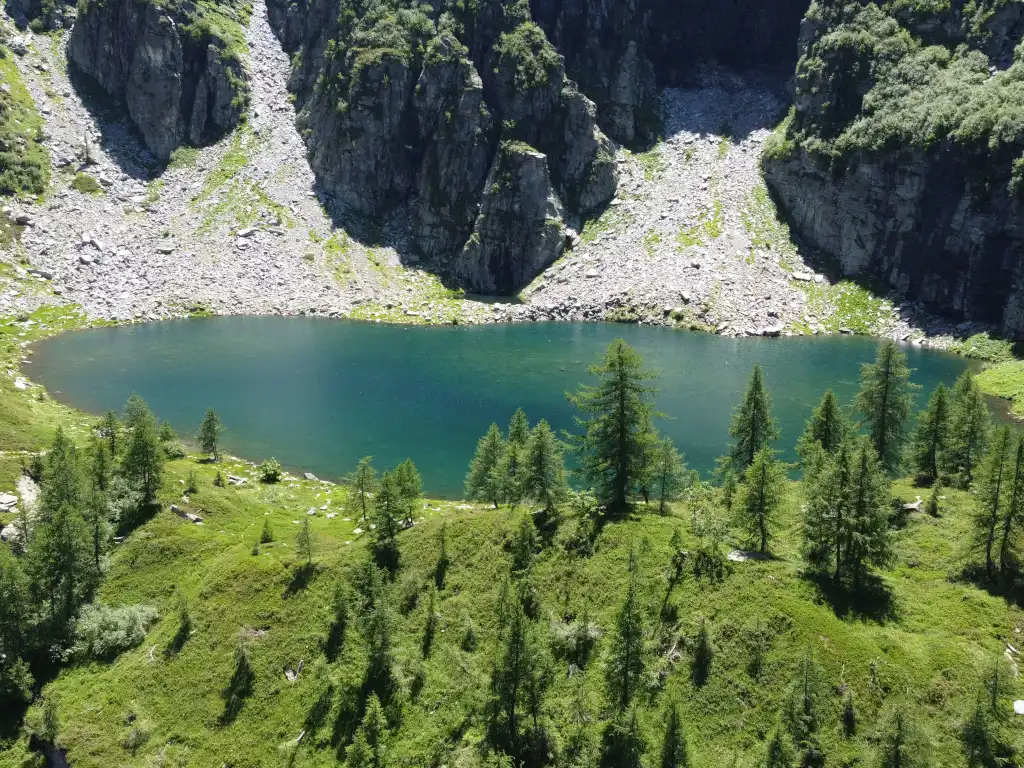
(29, 317), (975, 497)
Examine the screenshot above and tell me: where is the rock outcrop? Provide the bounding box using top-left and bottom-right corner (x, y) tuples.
(456, 141), (565, 294)
(68, 0), (249, 160)
(268, 0), (616, 293)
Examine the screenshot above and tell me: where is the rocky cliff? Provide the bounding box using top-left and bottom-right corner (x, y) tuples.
(68, 0), (249, 160)
(763, 0), (1024, 337)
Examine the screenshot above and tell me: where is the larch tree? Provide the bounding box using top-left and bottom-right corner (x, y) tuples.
(855, 340), (918, 473)
(198, 408), (223, 462)
(372, 472), (402, 570)
(945, 372), (991, 488)
(911, 383), (950, 485)
(843, 438), (894, 586)
(296, 517), (313, 565)
(393, 459), (422, 526)
(975, 425), (1013, 581)
(796, 388), (847, 463)
(737, 445), (787, 554)
(660, 701), (690, 768)
(522, 420), (567, 513)
(651, 437), (689, 515)
(998, 436), (1024, 579)
(606, 557), (646, 711)
(567, 340), (660, 514)
(122, 403), (163, 505)
(466, 423), (508, 508)
(349, 456), (377, 525)
(727, 364), (780, 475)
(98, 410), (120, 456)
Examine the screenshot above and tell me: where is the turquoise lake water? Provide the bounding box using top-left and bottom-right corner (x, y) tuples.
(29, 318), (972, 497)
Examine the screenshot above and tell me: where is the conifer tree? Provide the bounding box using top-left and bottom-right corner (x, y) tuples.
(661, 701), (690, 768)
(567, 340), (660, 514)
(651, 437), (688, 515)
(804, 437), (892, 583)
(372, 472), (402, 569)
(765, 729), (794, 768)
(89, 436), (110, 493)
(508, 408), (530, 448)
(296, 517), (313, 565)
(28, 501), (91, 625)
(607, 558), (646, 711)
(489, 598), (549, 757)
(844, 439), (894, 586)
(879, 708), (927, 768)
(84, 488), (108, 575)
(727, 364), (780, 474)
(998, 436), (1024, 580)
(122, 393), (149, 431)
(737, 446), (787, 554)
(347, 693), (387, 768)
(198, 408), (223, 461)
(98, 410), (120, 456)
(159, 420), (175, 443)
(40, 427), (84, 524)
(0, 547), (29, 661)
(945, 372), (991, 488)
(122, 403), (163, 505)
(785, 651), (824, 764)
(522, 420), (567, 513)
(796, 389), (847, 463)
(975, 426), (1013, 581)
(466, 423), (508, 508)
(911, 383), (950, 484)
(855, 340), (918, 473)
(349, 456), (377, 525)
(393, 459), (421, 526)
(363, 582), (397, 701)
(599, 708), (646, 768)
(511, 515), (537, 573)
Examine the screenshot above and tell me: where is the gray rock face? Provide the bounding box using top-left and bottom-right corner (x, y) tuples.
(456, 143), (565, 295)
(68, 0), (248, 160)
(268, 0), (617, 294)
(764, 145), (1024, 335)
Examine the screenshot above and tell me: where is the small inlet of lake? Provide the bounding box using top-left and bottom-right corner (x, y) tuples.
(29, 318), (973, 497)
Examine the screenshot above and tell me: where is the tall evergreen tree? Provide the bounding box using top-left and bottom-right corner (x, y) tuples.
(879, 708), (927, 768)
(40, 427), (84, 524)
(89, 435), (110, 493)
(522, 420), (568, 513)
(765, 729), (794, 768)
(122, 393), (150, 431)
(727, 364), (780, 474)
(347, 693), (387, 768)
(349, 456), (377, 525)
(122, 403), (163, 505)
(488, 598), (549, 757)
(567, 340), (660, 514)
(606, 558), (646, 711)
(855, 340), (918, 473)
(660, 701), (690, 768)
(998, 436), (1024, 580)
(945, 372), (991, 488)
(98, 410), (120, 456)
(796, 389), (847, 463)
(975, 426), (1013, 581)
(363, 580), (397, 701)
(27, 502), (91, 626)
(911, 383), (950, 484)
(803, 437), (892, 583)
(466, 423), (508, 508)
(599, 708), (646, 768)
(198, 408), (223, 461)
(0, 547), (29, 662)
(737, 446), (787, 554)
(393, 459), (422, 526)
(372, 472), (402, 568)
(508, 408), (530, 448)
(651, 437), (688, 515)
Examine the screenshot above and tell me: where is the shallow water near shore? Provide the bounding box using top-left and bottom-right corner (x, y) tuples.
(30, 318), (972, 497)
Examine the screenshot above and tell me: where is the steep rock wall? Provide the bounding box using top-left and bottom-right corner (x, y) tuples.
(763, 0), (1024, 336)
(68, 0), (248, 160)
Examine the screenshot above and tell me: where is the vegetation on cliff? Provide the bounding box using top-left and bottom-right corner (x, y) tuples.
(0, 43), (48, 198)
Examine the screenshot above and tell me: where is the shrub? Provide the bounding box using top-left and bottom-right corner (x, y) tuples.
(163, 440), (187, 459)
(258, 457), (282, 483)
(71, 603), (158, 661)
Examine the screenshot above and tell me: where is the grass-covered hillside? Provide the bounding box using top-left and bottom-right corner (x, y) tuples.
(0, 310), (1022, 767)
(0, 40), (48, 199)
